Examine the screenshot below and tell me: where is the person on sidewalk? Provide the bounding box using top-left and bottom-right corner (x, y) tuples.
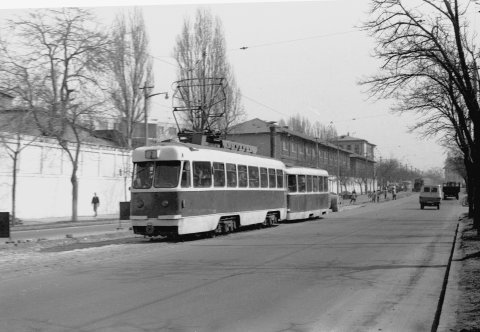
(392, 187), (397, 200)
(91, 193), (100, 217)
(350, 190), (357, 204)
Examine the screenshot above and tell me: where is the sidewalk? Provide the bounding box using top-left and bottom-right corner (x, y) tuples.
(338, 191), (411, 211)
(12, 214), (121, 231)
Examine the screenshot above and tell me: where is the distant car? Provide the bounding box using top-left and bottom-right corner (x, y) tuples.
(419, 185), (442, 210)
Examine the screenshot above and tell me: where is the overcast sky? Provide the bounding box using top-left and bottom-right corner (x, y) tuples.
(0, 0), (448, 171)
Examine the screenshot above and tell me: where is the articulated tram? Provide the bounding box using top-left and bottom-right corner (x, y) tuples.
(130, 142), (329, 237)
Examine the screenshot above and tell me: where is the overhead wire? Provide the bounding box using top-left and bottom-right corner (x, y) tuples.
(232, 30), (357, 51)
(147, 29), (362, 122)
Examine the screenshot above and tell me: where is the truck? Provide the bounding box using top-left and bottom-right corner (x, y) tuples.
(442, 182), (461, 200)
(420, 184), (442, 210)
(413, 178), (424, 192)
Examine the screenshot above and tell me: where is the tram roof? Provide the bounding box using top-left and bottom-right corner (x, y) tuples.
(285, 166), (329, 176)
(132, 142), (286, 168)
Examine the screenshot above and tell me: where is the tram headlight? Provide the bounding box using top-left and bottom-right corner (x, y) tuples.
(161, 200), (169, 207)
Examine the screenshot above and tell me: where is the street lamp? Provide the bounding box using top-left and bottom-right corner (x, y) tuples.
(328, 121), (340, 195)
(139, 85), (169, 146)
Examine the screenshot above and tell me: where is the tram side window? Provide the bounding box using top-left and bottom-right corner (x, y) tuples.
(248, 166), (260, 188)
(193, 161), (212, 188)
(298, 175), (306, 193)
(226, 163), (237, 187)
(287, 175), (297, 192)
(322, 177), (328, 192)
(260, 167), (268, 188)
(307, 175), (313, 192)
(277, 169), (284, 188)
(181, 161), (191, 188)
(268, 169), (276, 188)
(132, 162), (154, 189)
(213, 162), (225, 187)
(313, 176), (319, 192)
(238, 165), (248, 188)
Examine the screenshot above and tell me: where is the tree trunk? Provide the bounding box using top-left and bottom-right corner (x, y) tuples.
(71, 168), (78, 222)
(467, 166), (474, 219)
(11, 153), (18, 224)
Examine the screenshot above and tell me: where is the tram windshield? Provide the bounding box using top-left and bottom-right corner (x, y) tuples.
(154, 161), (181, 188)
(132, 161), (181, 189)
(132, 162), (154, 189)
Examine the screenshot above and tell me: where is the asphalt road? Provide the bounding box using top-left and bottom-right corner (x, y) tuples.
(0, 194), (463, 332)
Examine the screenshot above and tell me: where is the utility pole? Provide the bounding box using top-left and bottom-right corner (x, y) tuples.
(139, 84), (168, 146)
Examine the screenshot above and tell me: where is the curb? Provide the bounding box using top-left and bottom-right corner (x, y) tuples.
(12, 218), (120, 232)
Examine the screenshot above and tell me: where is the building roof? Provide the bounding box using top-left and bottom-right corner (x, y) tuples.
(0, 91), (14, 99)
(336, 134), (377, 147)
(0, 108), (123, 148)
(229, 118), (354, 153)
(229, 118), (273, 134)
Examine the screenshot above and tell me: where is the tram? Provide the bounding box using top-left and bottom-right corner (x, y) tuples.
(285, 167), (330, 220)
(129, 142), (330, 237)
(130, 143), (287, 237)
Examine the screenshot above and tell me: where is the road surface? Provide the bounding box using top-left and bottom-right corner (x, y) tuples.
(0, 194), (463, 332)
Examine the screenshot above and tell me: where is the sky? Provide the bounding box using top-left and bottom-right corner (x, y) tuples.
(0, 0), (449, 171)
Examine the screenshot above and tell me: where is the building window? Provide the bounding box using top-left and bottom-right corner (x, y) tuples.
(354, 144), (360, 154)
(347, 145), (351, 151)
(282, 138), (288, 152)
(291, 142), (297, 154)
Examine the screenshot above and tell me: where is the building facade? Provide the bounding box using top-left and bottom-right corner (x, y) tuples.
(226, 118), (377, 193)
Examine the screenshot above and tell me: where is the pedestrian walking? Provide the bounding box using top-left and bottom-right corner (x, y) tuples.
(350, 190), (357, 204)
(376, 189), (380, 202)
(371, 190), (377, 203)
(91, 193), (100, 217)
(392, 187), (397, 200)
(384, 187), (387, 200)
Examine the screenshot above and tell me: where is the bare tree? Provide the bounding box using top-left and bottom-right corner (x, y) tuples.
(109, 8), (154, 148)
(0, 108), (39, 224)
(221, 69), (246, 134)
(280, 114), (337, 140)
(0, 8), (110, 222)
(172, 8), (242, 134)
(362, 0), (480, 230)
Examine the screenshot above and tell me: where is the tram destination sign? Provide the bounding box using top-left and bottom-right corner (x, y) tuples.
(221, 140), (257, 154)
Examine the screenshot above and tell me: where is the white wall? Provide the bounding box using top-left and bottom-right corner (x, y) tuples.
(0, 134), (131, 219)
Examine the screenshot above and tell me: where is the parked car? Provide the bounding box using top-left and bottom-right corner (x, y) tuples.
(419, 185), (442, 210)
